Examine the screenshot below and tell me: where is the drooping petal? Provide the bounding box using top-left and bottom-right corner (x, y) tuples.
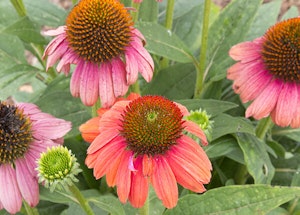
(229, 39), (263, 62)
(142, 154), (154, 177)
(125, 50), (139, 85)
(150, 156), (178, 209)
(87, 130), (120, 154)
(116, 150), (133, 203)
(79, 117), (101, 143)
(246, 79), (283, 119)
(111, 58), (129, 97)
(80, 62), (100, 106)
(15, 158), (39, 207)
(271, 82), (298, 127)
(128, 157), (149, 208)
(70, 61), (84, 97)
(183, 120), (208, 145)
(291, 87), (300, 128)
(99, 62), (116, 108)
(0, 165), (22, 214)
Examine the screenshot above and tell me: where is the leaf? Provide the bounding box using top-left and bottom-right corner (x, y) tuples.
(236, 133), (275, 184)
(272, 127), (300, 142)
(2, 16), (46, 44)
(39, 186), (76, 204)
(0, 34), (26, 70)
(35, 76), (91, 137)
(0, 64), (41, 100)
(142, 63), (196, 99)
(87, 192), (125, 215)
(138, 0), (158, 22)
(135, 22), (195, 63)
(24, 0), (66, 27)
(245, 0), (281, 41)
(164, 185), (300, 215)
(205, 0), (262, 82)
(211, 114), (255, 141)
(177, 99), (238, 116)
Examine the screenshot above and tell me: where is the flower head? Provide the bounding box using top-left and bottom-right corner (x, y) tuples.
(43, 0), (154, 108)
(36, 145), (82, 192)
(79, 95), (212, 209)
(228, 17), (300, 128)
(0, 101), (71, 214)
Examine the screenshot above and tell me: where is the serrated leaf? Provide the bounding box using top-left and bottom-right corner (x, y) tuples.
(2, 16), (46, 44)
(236, 133), (275, 184)
(142, 63), (196, 99)
(0, 64), (41, 99)
(164, 185), (300, 215)
(35, 76), (91, 137)
(136, 22), (195, 63)
(205, 0), (262, 82)
(212, 114), (255, 141)
(177, 99), (238, 116)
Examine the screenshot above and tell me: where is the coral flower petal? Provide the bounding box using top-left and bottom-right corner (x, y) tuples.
(15, 158), (39, 207)
(151, 156), (178, 209)
(246, 79), (283, 119)
(128, 158), (149, 208)
(142, 155), (154, 177)
(0, 165), (22, 214)
(116, 150), (133, 203)
(271, 83), (298, 127)
(183, 120), (208, 145)
(87, 130), (120, 154)
(79, 117), (100, 143)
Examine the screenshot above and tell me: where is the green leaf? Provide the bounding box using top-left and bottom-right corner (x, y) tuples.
(39, 186), (75, 204)
(35, 76), (91, 137)
(2, 16), (46, 44)
(142, 63), (196, 99)
(0, 64), (41, 100)
(236, 133), (275, 184)
(164, 185), (300, 215)
(0, 34), (26, 70)
(177, 99), (238, 116)
(136, 22), (195, 63)
(205, 0), (262, 82)
(211, 114), (255, 141)
(87, 192), (125, 215)
(273, 127), (300, 142)
(24, 0), (66, 27)
(205, 136), (241, 159)
(138, 0), (158, 22)
(246, 0), (281, 41)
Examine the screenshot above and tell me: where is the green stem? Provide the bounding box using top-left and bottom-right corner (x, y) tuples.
(10, 0), (27, 17)
(68, 184), (95, 215)
(23, 200), (39, 215)
(160, 0), (175, 69)
(234, 164), (248, 185)
(255, 117), (273, 140)
(138, 193), (149, 215)
(91, 100), (101, 117)
(194, 0), (211, 99)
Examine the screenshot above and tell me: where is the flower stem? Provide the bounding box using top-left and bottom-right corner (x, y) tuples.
(68, 184), (95, 215)
(23, 200), (39, 215)
(160, 0), (175, 69)
(138, 194), (149, 215)
(10, 0), (26, 16)
(194, 0), (211, 99)
(255, 117), (273, 140)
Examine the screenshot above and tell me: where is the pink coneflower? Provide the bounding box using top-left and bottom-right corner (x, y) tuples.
(43, 0), (154, 108)
(0, 101), (71, 214)
(228, 17), (300, 128)
(79, 94), (212, 209)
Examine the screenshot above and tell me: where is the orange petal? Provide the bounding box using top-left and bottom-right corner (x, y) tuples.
(142, 155), (154, 177)
(79, 117), (100, 143)
(150, 156), (178, 209)
(183, 120), (208, 146)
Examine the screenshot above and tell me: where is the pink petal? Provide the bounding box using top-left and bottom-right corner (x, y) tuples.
(43, 26), (66, 36)
(111, 58), (129, 97)
(229, 39), (263, 63)
(291, 87), (300, 128)
(87, 130), (121, 154)
(183, 120), (208, 146)
(70, 61), (84, 97)
(0, 165), (22, 214)
(99, 62), (116, 108)
(15, 158), (39, 207)
(246, 79), (283, 119)
(125, 50), (139, 85)
(150, 156), (178, 209)
(271, 83), (298, 127)
(79, 62), (100, 106)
